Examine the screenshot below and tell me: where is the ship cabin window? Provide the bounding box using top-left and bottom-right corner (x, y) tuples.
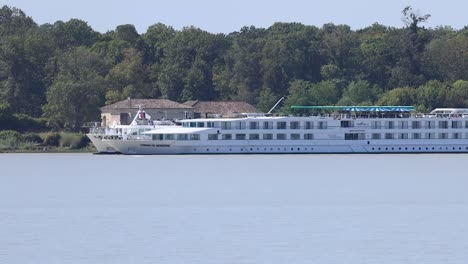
(221, 122), (232, 130)
(276, 134), (287, 140)
(304, 133), (314, 140)
(222, 134), (232, 140)
(345, 133), (365, 140)
(317, 121), (327, 129)
(341, 120), (354, 128)
(249, 134), (260, 140)
(196, 122), (205, 128)
(385, 133), (394, 139)
(291, 134), (301, 140)
(190, 134), (200, 140)
(235, 134), (246, 140)
(412, 121), (421, 129)
(263, 134), (273, 140)
(465, 121), (468, 128)
(208, 134), (218, 140)
(165, 134), (175, 140)
(189, 122), (197, 128)
(426, 121), (435, 129)
(263, 121), (273, 129)
(412, 133), (421, 139)
(371, 121), (381, 129)
(439, 121), (449, 129)
(452, 121), (462, 129)
(277, 122), (287, 129)
(425, 132), (435, 139)
(235, 122), (246, 130)
(290, 121), (300, 129)
(398, 133), (409, 139)
(452, 133), (462, 139)
(398, 121), (408, 129)
(438, 133), (448, 139)
(207, 122), (215, 128)
(371, 133), (381, 140)
(177, 134), (189, 140)
(152, 134), (163, 140)
(249, 122), (259, 130)
(385, 121), (394, 129)
(305, 121), (314, 129)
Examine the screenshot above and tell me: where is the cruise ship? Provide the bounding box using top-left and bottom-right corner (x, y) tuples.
(88, 106), (468, 155)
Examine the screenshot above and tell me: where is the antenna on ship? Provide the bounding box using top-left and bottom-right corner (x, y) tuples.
(267, 97), (285, 114)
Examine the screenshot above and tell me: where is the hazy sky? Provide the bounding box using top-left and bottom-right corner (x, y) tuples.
(3, 0), (466, 33)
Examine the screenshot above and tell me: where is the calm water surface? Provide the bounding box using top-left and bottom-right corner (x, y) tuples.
(0, 153), (467, 264)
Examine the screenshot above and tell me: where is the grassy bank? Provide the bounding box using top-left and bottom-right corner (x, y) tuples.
(0, 131), (96, 153)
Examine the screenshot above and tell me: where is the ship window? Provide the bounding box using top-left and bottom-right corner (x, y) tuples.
(371, 121), (381, 129)
(249, 122), (259, 130)
(398, 121), (408, 129)
(453, 133), (462, 139)
(222, 134), (232, 140)
(371, 133), (381, 140)
(304, 134), (314, 140)
(183, 122), (189, 127)
(207, 122), (215, 128)
(290, 121), (300, 129)
(341, 121), (354, 128)
(190, 134), (200, 140)
(263, 134), (273, 140)
(189, 122), (196, 127)
(196, 122), (205, 127)
(438, 133), (448, 139)
(317, 121), (327, 129)
(152, 134), (163, 140)
(235, 122), (246, 130)
(345, 133), (364, 140)
(277, 122), (287, 129)
(412, 133), (421, 139)
(276, 134), (287, 140)
(398, 133), (408, 139)
(235, 134), (246, 140)
(249, 134), (260, 140)
(263, 121), (273, 129)
(164, 134), (174, 140)
(412, 121), (421, 129)
(425, 132), (435, 139)
(305, 121), (314, 129)
(221, 122), (231, 130)
(426, 121), (435, 129)
(177, 134), (188, 140)
(385, 133), (394, 139)
(465, 121), (468, 128)
(290, 134), (300, 140)
(208, 134), (218, 140)
(439, 121), (449, 129)
(452, 121), (462, 129)
(386, 121), (394, 129)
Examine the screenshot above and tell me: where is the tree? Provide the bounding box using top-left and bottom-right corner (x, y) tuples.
(338, 80), (381, 105)
(43, 47), (106, 129)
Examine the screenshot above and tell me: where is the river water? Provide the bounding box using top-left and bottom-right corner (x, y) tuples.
(0, 153), (467, 264)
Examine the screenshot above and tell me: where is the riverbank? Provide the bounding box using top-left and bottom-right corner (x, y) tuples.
(0, 130), (95, 153)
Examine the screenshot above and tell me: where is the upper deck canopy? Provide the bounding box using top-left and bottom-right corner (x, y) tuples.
(290, 106), (415, 112)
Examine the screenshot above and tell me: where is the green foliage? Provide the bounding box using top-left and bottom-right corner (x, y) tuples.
(59, 133), (89, 149)
(43, 132), (61, 147)
(22, 132), (43, 143)
(2, 4), (468, 130)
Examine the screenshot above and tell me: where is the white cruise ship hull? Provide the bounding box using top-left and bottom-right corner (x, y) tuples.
(106, 139), (468, 155)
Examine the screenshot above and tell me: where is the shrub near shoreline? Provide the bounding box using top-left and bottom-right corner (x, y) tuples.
(0, 131), (92, 152)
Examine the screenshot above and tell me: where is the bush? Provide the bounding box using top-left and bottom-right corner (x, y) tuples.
(22, 133), (44, 144)
(0, 130), (23, 141)
(43, 133), (61, 147)
(12, 114), (48, 132)
(60, 133), (89, 149)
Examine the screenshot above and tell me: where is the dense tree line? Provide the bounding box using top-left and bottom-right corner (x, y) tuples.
(0, 5), (467, 130)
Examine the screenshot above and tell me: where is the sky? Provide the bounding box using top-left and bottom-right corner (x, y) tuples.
(3, 0), (467, 34)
